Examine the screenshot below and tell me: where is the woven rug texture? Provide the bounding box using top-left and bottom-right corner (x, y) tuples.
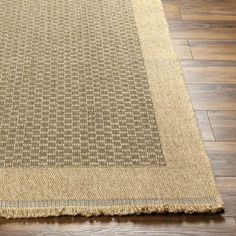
(0, 0), (223, 218)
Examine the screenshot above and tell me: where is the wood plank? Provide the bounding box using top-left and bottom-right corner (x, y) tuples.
(182, 14), (236, 22)
(205, 141), (236, 176)
(0, 215), (235, 236)
(182, 60), (236, 67)
(187, 84), (236, 110)
(182, 60), (236, 84)
(188, 40), (236, 61)
(189, 40), (236, 61)
(208, 111), (236, 141)
(165, 10), (182, 21)
(162, 0), (181, 3)
(163, 3), (182, 21)
(169, 21), (236, 40)
(172, 39), (193, 59)
(216, 177), (236, 217)
(179, 0), (236, 21)
(196, 111), (215, 141)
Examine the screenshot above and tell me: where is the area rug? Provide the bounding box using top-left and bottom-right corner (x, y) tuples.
(0, 0), (223, 218)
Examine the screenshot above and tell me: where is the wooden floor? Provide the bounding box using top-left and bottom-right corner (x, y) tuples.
(1, 0), (236, 235)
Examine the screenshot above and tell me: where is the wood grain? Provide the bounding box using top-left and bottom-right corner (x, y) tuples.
(216, 177), (236, 217)
(205, 142), (236, 177)
(196, 111), (215, 141)
(163, 2), (182, 20)
(0, 215), (236, 236)
(189, 40), (236, 61)
(208, 111), (236, 141)
(187, 84), (236, 110)
(179, 0), (236, 21)
(169, 21), (236, 40)
(182, 60), (236, 84)
(172, 39), (193, 59)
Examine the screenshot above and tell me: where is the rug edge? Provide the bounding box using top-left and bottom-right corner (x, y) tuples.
(0, 197), (224, 219)
(0, 0), (224, 219)
(130, 0), (224, 210)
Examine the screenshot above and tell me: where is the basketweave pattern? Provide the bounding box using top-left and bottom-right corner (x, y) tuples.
(0, 0), (165, 167)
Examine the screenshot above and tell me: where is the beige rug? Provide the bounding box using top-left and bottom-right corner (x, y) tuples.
(0, 0), (223, 218)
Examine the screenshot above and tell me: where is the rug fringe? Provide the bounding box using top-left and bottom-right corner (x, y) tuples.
(0, 202), (224, 219)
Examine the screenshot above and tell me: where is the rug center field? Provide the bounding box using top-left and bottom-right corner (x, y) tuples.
(0, 0), (165, 167)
